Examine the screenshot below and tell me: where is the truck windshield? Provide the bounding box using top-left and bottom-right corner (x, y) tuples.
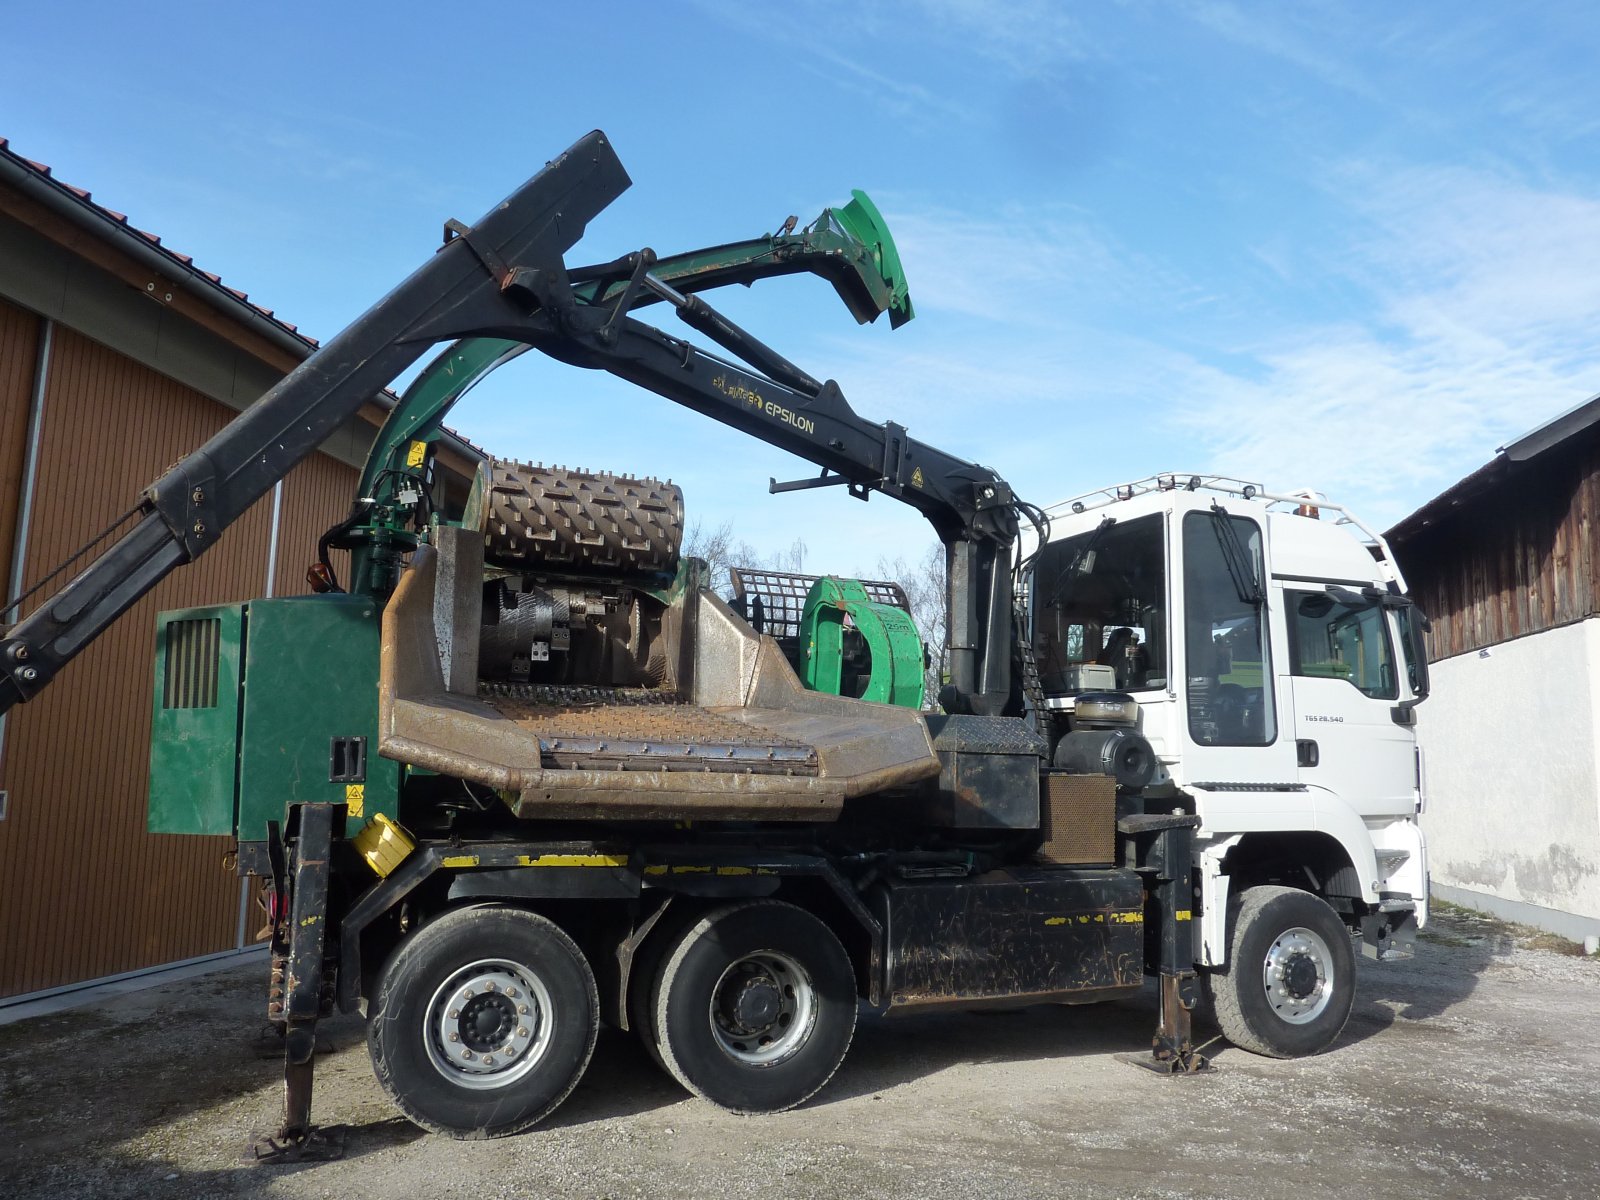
(1032, 513), (1166, 693)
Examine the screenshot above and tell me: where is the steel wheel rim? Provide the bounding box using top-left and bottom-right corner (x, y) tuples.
(1262, 925), (1335, 1025)
(423, 958), (554, 1090)
(708, 950), (816, 1067)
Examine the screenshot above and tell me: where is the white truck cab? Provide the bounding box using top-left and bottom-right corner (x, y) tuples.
(1024, 474), (1430, 1055)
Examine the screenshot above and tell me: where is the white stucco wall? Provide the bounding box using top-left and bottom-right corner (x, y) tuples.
(1419, 618), (1600, 936)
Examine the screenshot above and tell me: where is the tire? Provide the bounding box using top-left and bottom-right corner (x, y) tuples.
(367, 904), (599, 1138)
(649, 900), (857, 1113)
(1203, 885), (1356, 1059)
(627, 902), (702, 1072)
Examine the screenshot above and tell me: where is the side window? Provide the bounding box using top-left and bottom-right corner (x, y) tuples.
(1182, 511), (1274, 746)
(1032, 513), (1167, 693)
(1287, 590), (1397, 700)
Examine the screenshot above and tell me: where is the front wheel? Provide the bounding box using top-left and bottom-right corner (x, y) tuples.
(1202, 885), (1356, 1059)
(649, 900), (857, 1113)
(367, 905), (599, 1138)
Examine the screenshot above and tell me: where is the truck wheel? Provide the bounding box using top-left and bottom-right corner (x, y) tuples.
(627, 902), (701, 1073)
(367, 905), (598, 1138)
(1204, 885), (1356, 1059)
(649, 900), (856, 1113)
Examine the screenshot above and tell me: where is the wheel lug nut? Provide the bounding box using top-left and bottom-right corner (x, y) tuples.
(506, 988), (518, 998)
(461, 1049), (473, 1059)
(519, 1004), (530, 1015)
(517, 1027), (528, 1038)
(485, 982), (497, 992)
(449, 1009), (460, 1019)
(449, 1033), (460, 1043)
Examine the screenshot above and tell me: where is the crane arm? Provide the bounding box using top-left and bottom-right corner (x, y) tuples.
(0, 130), (1018, 719)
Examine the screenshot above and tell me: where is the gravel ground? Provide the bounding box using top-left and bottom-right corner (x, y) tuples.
(2, 908), (1596, 1200)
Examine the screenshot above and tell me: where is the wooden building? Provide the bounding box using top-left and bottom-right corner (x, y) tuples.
(1387, 398), (1600, 940)
(0, 139), (481, 1002)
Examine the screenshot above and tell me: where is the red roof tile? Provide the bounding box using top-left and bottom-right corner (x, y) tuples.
(0, 136), (482, 442)
(0, 134), (316, 354)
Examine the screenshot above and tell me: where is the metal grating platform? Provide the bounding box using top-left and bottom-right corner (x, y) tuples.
(728, 567), (911, 641)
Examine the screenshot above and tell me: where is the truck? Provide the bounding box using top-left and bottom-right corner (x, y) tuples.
(0, 131), (1431, 1156)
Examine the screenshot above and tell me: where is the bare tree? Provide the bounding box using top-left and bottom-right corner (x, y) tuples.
(682, 518), (737, 594)
(683, 520), (808, 597)
(873, 541), (946, 706)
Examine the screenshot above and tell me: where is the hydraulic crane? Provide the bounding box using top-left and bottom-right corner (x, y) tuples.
(1, 132), (1225, 1154)
(0, 130), (1019, 723)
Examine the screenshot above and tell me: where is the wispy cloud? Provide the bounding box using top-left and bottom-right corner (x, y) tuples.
(689, 0), (1099, 131)
(1180, 1), (1379, 100)
(1173, 164), (1600, 521)
(804, 162), (1600, 529)
(882, 198), (1207, 325)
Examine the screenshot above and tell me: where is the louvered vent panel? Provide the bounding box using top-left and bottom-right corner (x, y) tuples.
(163, 617), (221, 709)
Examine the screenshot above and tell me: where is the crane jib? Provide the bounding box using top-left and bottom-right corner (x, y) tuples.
(0, 129), (1020, 719)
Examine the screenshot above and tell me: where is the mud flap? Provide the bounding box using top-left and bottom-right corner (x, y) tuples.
(1362, 897), (1417, 961)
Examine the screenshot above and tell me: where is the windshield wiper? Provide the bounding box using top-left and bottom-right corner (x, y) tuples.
(1208, 503), (1265, 607)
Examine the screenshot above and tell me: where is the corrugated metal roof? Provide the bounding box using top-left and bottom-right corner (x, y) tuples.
(1498, 391), (1600, 463)
(1388, 393), (1600, 542)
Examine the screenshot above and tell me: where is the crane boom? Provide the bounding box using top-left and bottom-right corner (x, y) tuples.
(0, 130), (1019, 719)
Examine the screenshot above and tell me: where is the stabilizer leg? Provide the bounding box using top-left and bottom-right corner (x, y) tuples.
(252, 803), (347, 1163)
(1119, 814), (1213, 1075)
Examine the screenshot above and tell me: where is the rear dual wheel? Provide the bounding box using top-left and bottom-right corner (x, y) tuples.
(368, 905), (599, 1138)
(644, 900), (857, 1113)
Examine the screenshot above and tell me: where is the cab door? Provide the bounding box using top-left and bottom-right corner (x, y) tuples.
(1284, 588), (1417, 817)
(1173, 504), (1299, 787)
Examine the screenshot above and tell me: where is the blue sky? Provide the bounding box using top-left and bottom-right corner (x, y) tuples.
(5, 1), (1600, 573)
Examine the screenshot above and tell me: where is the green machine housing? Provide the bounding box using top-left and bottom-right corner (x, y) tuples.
(148, 594), (399, 842)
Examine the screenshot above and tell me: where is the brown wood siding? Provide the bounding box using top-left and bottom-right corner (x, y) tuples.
(0, 299), (40, 601)
(0, 327), (279, 997)
(270, 450), (360, 600)
(1393, 438), (1600, 662)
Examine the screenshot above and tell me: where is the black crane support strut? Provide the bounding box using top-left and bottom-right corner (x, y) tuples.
(0, 129), (1019, 719)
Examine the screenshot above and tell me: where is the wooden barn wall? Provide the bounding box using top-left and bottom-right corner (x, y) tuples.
(1394, 438), (1600, 662)
(0, 325), (362, 999)
(270, 451), (358, 600)
(0, 299), (40, 599)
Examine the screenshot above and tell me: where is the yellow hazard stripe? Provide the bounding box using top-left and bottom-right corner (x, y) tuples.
(1044, 911), (1145, 927)
(440, 853), (627, 870)
(516, 853), (627, 868)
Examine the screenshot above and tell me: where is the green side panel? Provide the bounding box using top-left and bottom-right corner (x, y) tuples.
(237, 594), (399, 843)
(149, 604), (245, 835)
